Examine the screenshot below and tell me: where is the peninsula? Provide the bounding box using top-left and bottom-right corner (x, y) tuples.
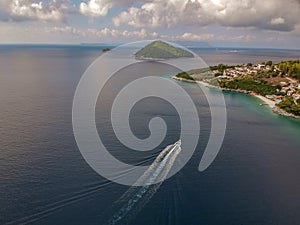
(135, 40), (194, 60)
(173, 60), (300, 119)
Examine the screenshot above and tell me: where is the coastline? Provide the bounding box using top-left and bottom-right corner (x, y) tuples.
(248, 94), (300, 119)
(253, 94), (300, 119)
(171, 75), (196, 83)
(172, 76), (300, 120)
(250, 94), (276, 109)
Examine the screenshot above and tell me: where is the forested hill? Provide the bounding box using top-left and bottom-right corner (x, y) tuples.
(135, 40), (194, 60)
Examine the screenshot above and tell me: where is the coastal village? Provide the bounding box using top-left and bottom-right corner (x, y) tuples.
(173, 60), (300, 118)
(213, 62), (300, 103)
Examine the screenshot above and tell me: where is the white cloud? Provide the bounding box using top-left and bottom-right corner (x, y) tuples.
(79, 0), (113, 17)
(163, 32), (215, 41)
(113, 0), (300, 32)
(79, 0), (155, 18)
(113, 0), (188, 28)
(270, 17), (285, 25)
(46, 26), (159, 40)
(0, 23), (159, 43)
(1, 0), (299, 33)
(0, 0), (69, 22)
(50, 25), (216, 42)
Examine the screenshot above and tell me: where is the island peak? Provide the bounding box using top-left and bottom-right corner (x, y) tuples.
(135, 40), (194, 60)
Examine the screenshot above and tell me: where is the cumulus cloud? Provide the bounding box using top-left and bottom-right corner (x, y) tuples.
(162, 32), (215, 41)
(47, 25), (219, 42)
(47, 26), (159, 40)
(270, 17), (285, 25)
(0, 0), (69, 22)
(78, 0), (155, 17)
(113, 0), (300, 32)
(215, 0), (299, 31)
(79, 0), (113, 17)
(113, 1), (185, 28)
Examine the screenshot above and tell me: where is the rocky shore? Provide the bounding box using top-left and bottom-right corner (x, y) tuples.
(273, 107), (300, 119)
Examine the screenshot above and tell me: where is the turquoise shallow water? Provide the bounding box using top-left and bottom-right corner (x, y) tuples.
(0, 46), (299, 225)
(225, 90), (300, 137)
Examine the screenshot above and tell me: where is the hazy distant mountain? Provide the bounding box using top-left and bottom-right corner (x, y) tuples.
(135, 40), (194, 60)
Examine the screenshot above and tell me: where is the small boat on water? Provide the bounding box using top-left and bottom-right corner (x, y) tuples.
(105, 140), (182, 225)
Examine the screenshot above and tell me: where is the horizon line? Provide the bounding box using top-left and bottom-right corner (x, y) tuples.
(0, 43), (299, 51)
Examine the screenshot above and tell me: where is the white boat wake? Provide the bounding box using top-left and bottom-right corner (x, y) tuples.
(105, 140), (182, 225)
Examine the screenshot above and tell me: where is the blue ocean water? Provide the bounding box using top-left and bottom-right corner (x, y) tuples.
(0, 45), (300, 225)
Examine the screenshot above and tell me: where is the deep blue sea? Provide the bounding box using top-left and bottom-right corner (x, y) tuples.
(0, 45), (300, 225)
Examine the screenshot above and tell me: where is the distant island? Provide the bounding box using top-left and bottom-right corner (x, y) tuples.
(102, 48), (111, 53)
(173, 60), (300, 119)
(135, 40), (194, 60)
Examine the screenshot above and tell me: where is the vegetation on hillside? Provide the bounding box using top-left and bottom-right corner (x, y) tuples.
(219, 78), (280, 96)
(210, 64), (235, 72)
(175, 72), (194, 80)
(277, 97), (300, 116)
(278, 60), (300, 79)
(135, 40), (194, 60)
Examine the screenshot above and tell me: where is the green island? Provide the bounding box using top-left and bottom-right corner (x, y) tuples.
(135, 40), (194, 60)
(102, 48), (111, 52)
(173, 60), (300, 118)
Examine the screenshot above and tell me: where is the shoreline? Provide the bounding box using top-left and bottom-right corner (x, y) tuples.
(172, 76), (300, 120)
(171, 76), (197, 83)
(248, 94), (300, 119)
(250, 94), (276, 109)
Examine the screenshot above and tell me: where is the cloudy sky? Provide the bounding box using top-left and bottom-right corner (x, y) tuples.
(0, 0), (300, 48)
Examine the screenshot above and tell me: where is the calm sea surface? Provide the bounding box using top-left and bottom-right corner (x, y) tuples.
(0, 45), (300, 225)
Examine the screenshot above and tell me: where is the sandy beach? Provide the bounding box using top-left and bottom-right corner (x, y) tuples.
(252, 94), (276, 109)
